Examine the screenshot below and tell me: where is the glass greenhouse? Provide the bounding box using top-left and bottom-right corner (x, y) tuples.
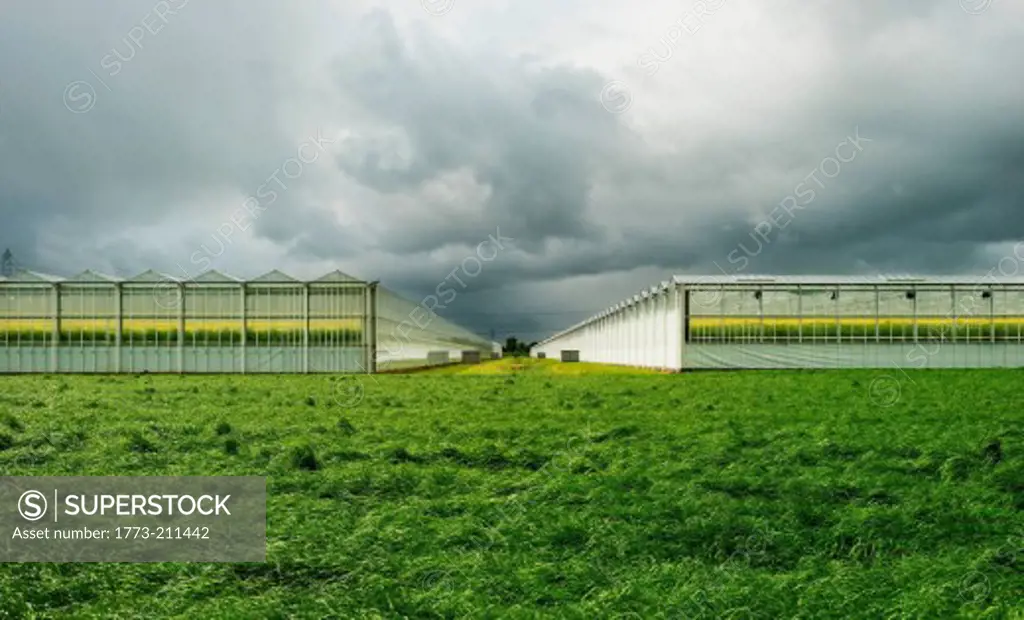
(531, 275), (1024, 369)
(0, 268), (491, 373)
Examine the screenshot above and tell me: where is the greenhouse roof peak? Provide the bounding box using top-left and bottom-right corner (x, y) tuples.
(672, 274), (1024, 285)
(313, 269), (362, 283)
(250, 269), (299, 283)
(4, 269), (65, 283)
(126, 269), (180, 283)
(67, 269), (122, 283)
(190, 269), (243, 283)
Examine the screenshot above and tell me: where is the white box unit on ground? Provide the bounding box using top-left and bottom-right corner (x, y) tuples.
(427, 351), (451, 365)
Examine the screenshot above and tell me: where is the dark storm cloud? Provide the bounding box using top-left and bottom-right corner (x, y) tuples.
(0, 0), (349, 275)
(330, 9), (630, 254)
(328, 4), (1022, 309)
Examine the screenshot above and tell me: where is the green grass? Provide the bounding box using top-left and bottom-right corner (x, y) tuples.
(0, 369), (1023, 618)
(425, 357), (663, 375)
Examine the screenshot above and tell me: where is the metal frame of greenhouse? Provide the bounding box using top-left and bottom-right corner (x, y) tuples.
(0, 268), (491, 374)
(531, 275), (1024, 370)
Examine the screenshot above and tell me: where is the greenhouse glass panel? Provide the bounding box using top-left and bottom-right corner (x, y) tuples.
(0, 286), (54, 347)
(246, 285), (304, 347)
(916, 288), (952, 343)
(122, 286), (180, 346)
(719, 288), (761, 343)
(60, 285), (117, 346)
(185, 286), (243, 347)
(762, 288), (800, 343)
(951, 287), (993, 342)
(799, 288), (837, 343)
(877, 288), (915, 342)
(689, 286), (723, 316)
(687, 286), (723, 342)
(309, 286), (365, 349)
(995, 289), (1024, 342)
(836, 288), (876, 342)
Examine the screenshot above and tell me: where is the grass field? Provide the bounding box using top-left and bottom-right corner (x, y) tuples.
(0, 361), (1022, 617)
(429, 358), (665, 376)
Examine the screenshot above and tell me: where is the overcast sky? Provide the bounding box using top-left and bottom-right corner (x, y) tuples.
(1, 0), (1022, 340)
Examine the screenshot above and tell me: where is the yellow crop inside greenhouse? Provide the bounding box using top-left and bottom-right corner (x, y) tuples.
(0, 319), (362, 331)
(685, 316), (1024, 342)
(5, 317), (1023, 332)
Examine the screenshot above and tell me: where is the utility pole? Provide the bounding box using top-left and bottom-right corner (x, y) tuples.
(1, 249), (15, 277)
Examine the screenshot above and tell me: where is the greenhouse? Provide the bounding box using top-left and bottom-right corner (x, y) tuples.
(531, 275), (1024, 370)
(0, 268), (492, 373)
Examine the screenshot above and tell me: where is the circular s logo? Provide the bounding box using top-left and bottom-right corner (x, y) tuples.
(691, 275), (723, 309)
(600, 80), (633, 114)
(152, 279), (182, 311)
(868, 376), (901, 408)
(63, 81), (97, 114)
(421, 0), (455, 15)
(332, 376), (365, 408)
(959, 0), (994, 16)
(18, 490), (48, 521)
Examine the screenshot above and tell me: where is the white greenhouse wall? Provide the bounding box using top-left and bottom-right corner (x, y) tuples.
(532, 281), (683, 370)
